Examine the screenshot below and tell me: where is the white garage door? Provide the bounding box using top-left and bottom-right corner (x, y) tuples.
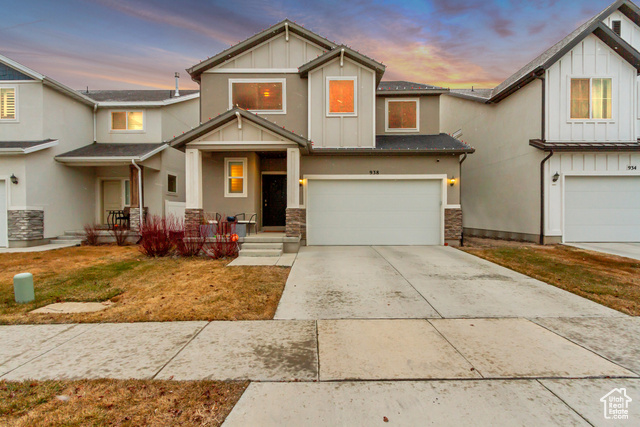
(307, 179), (442, 245)
(0, 180), (6, 247)
(565, 176), (640, 242)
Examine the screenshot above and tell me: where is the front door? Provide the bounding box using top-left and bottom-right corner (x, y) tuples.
(262, 174), (287, 227)
(102, 180), (123, 224)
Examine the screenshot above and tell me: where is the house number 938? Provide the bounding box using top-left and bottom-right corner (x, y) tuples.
(369, 170), (380, 175)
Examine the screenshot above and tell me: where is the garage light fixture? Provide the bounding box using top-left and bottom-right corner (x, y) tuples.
(449, 176), (456, 186)
(10, 174), (18, 185)
(552, 172), (560, 183)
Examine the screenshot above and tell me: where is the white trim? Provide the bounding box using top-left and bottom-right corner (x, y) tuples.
(445, 204), (461, 209)
(7, 206), (44, 211)
(166, 172), (178, 196)
(326, 76), (357, 117)
(109, 110), (146, 133)
(225, 157), (248, 198)
(210, 68), (299, 74)
(303, 174), (447, 245)
(567, 76), (616, 123)
(0, 178), (8, 247)
(384, 97), (420, 133)
(228, 78), (286, 114)
(0, 86), (18, 122)
(0, 140), (58, 155)
(97, 93), (200, 108)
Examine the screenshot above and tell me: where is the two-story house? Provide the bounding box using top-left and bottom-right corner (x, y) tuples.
(170, 20), (474, 248)
(0, 54), (199, 247)
(441, 0), (640, 244)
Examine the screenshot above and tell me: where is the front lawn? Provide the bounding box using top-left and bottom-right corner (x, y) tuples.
(461, 243), (640, 315)
(0, 246), (289, 324)
(1, 379), (247, 426)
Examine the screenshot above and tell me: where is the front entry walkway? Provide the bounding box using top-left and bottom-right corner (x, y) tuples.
(275, 246), (624, 319)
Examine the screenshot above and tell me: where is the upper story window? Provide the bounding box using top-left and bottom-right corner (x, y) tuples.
(230, 79), (285, 113)
(327, 77), (356, 116)
(385, 98), (419, 132)
(570, 78), (612, 120)
(111, 111), (144, 131)
(225, 158), (247, 198)
(0, 88), (16, 120)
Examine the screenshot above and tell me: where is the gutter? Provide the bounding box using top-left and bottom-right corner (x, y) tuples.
(459, 153), (468, 247)
(131, 160), (144, 232)
(539, 150), (554, 245)
(93, 104), (97, 143)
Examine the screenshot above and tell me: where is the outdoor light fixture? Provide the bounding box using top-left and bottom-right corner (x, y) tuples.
(10, 174), (18, 185)
(299, 179), (304, 185)
(449, 176), (456, 186)
(552, 172), (560, 183)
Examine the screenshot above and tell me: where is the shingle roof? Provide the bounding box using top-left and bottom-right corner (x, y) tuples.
(81, 90), (199, 102)
(376, 134), (474, 152)
(377, 81), (446, 91)
(0, 139), (56, 149)
(530, 139), (640, 152)
(448, 88), (493, 102)
(56, 143), (166, 158)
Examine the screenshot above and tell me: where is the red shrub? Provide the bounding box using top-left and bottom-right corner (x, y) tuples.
(172, 218), (206, 257)
(83, 223), (100, 246)
(203, 220), (239, 259)
(139, 215), (178, 257)
(111, 225), (128, 246)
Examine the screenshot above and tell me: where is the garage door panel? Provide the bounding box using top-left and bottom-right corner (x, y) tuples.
(564, 176), (640, 242)
(307, 179), (442, 246)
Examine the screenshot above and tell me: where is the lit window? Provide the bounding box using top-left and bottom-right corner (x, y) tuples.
(570, 78), (612, 120)
(386, 99), (419, 131)
(0, 88), (16, 120)
(167, 174), (177, 194)
(225, 158), (247, 197)
(230, 80), (284, 112)
(111, 111), (144, 131)
(327, 78), (356, 115)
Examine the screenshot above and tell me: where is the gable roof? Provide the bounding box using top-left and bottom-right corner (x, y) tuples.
(169, 107), (311, 151)
(377, 80), (448, 95)
(489, 0), (640, 103)
(298, 45), (386, 84)
(187, 20), (336, 81)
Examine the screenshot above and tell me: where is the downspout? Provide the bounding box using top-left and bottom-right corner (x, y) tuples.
(458, 153), (468, 247)
(131, 159), (143, 232)
(539, 151), (553, 245)
(93, 104), (97, 143)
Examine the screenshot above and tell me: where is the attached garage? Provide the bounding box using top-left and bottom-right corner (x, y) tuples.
(306, 177), (444, 246)
(564, 175), (640, 242)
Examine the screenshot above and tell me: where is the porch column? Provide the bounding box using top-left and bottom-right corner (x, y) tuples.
(185, 148), (204, 235)
(285, 147), (305, 239)
(129, 164), (144, 233)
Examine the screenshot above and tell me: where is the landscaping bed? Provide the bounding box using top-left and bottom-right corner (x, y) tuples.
(0, 379), (247, 426)
(461, 241), (640, 316)
(0, 245), (289, 324)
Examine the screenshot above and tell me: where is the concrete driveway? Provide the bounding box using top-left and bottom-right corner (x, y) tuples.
(565, 242), (640, 261)
(275, 246), (624, 319)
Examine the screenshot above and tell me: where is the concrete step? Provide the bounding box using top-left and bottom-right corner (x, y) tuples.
(242, 236), (286, 243)
(241, 242), (283, 250)
(238, 248), (283, 257)
(65, 230), (86, 237)
(49, 239), (83, 245)
(55, 235), (85, 241)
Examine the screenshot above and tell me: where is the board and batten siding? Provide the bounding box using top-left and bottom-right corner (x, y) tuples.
(545, 34), (636, 142)
(308, 57), (375, 148)
(216, 33), (327, 70)
(544, 152), (640, 238)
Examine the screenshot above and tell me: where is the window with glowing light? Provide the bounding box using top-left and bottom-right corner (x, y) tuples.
(111, 111), (144, 131)
(225, 158), (247, 197)
(386, 98), (419, 131)
(0, 88), (16, 120)
(570, 78), (612, 120)
(230, 79), (285, 113)
(327, 77), (356, 116)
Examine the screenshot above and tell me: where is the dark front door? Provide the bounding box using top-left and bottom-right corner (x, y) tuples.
(262, 174), (287, 227)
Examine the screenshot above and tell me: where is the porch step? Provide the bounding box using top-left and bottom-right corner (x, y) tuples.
(240, 242), (284, 250)
(49, 239), (83, 245)
(242, 236), (287, 244)
(55, 235), (85, 241)
(238, 248), (283, 257)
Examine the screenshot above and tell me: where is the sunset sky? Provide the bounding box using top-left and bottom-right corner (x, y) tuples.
(0, 0), (615, 90)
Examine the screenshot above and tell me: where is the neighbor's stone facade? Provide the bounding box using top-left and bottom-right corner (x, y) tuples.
(8, 209), (44, 241)
(286, 208), (306, 239)
(185, 208), (204, 235)
(445, 208), (463, 244)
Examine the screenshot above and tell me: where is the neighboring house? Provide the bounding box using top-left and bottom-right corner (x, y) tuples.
(441, 0), (640, 244)
(170, 20), (473, 248)
(0, 54), (199, 247)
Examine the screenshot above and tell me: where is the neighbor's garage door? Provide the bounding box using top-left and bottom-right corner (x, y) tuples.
(306, 179), (442, 245)
(565, 176), (640, 242)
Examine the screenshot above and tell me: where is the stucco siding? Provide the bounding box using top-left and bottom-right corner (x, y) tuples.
(375, 95), (440, 135)
(0, 156), (26, 207)
(0, 82), (44, 141)
(308, 57), (375, 148)
(161, 98), (199, 142)
(440, 80), (544, 237)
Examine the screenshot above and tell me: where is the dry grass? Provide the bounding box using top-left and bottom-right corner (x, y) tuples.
(0, 379), (247, 426)
(461, 244), (640, 315)
(0, 246), (289, 324)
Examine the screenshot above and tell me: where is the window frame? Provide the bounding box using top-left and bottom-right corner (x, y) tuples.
(109, 110), (146, 133)
(568, 76), (615, 122)
(0, 86), (17, 122)
(123, 179), (131, 206)
(326, 76), (357, 117)
(224, 157), (248, 198)
(228, 78), (287, 114)
(384, 97), (420, 133)
(166, 173), (178, 196)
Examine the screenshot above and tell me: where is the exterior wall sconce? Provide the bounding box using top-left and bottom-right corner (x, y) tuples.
(10, 174), (18, 185)
(299, 179), (304, 186)
(552, 172), (560, 183)
(449, 176), (456, 186)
